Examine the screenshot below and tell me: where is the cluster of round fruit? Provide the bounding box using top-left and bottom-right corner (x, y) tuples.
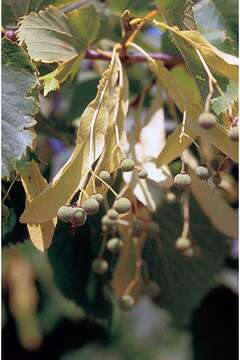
(173, 160), (225, 190)
(57, 193), (103, 226)
(57, 192), (132, 226)
(57, 157), (149, 226)
(198, 112), (239, 142)
(120, 158), (148, 179)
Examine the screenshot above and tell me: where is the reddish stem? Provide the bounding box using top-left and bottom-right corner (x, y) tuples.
(85, 48), (183, 68)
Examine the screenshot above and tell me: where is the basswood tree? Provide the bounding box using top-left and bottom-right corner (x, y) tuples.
(2, 0), (239, 343)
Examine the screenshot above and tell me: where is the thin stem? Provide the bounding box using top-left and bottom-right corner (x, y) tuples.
(118, 183), (130, 198)
(179, 106), (187, 144)
(195, 49), (232, 112)
(2, 174), (18, 203)
(126, 10), (158, 45)
(76, 172), (90, 206)
(181, 190), (190, 238)
(127, 41), (153, 62)
(98, 233), (107, 258)
(93, 172), (119, 198)
(123, 235), (142, 295)
(181, 156), (185, 172)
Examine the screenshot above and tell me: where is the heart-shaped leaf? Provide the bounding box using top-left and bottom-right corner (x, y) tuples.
(2, 39), (38, 178)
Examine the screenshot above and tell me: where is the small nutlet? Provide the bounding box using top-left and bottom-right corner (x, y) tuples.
(98, 170), (113, 185)
(195, 166), (211, 180)
(165, 192), (176, 203)
(228, 126), (239, 142)
(107, 209), (118, 220)
(57, 205), (76, 223)
(174, 172), (191, 190)
(101, 215), (115, 227)
(198, 112), (216, 129)
(114, 197), (131, 214)
(118, 294), (135, 312)
(72, 208), (86, 226)
(91, 258), (109, 274)
(138, 168), (148, 179)
(120, 158), (135, 172)
(175, 236), (191, 251)
(107, 237), (123, 254)
(82, 198), (99, 215)
(91, 193), (104, 204)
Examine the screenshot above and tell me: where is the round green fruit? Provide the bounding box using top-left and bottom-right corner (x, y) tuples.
(174, 172), (191, 190)
(82, 198), (99, 215)
(72, 208), (86, 226)
(107, 237), (123, 254)
(57, 206), (76, 223)
(118, 294), (135, 312)
(120, 158), (135, 172)
(138, 168), (148, 179)
(107, 209), (119, 220)
(91, 193), (104, 204)
(98, 170), (113, 185)
(228, 126), (239, 142)
(175, 236), (191, 251)
(198, 112), (216, 129)
(91, 258), (109, 274)
(101, 215), (115, 227)
(195, 166), (211, 180)
(165, 191), (176, 203)
(114, 197), (131, 214)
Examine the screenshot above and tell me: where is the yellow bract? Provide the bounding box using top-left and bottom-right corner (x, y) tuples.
(19, 161), (57, 251)
(149, 61), (238, 166)
(21, 49), (128, 224)
(153, 20), (239, 81)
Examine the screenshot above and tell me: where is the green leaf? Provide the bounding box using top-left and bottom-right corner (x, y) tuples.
(40, 53), (83, 95)
(2, 39), (38, 178)
(193, 0), (237, 54)
(68, 5), (100, 44)
(156, 0), (197, 30)
(210, 80), (239, 115)
(48, 218), (114, 323)
(213, 0), (239, 38)
(17, 6), (82, 63)
(2, 0), (53, 25)
(151, 4), (238, 163)
(143, 194), (228, 324)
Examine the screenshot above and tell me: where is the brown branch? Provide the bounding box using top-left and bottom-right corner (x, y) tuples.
(85, 48), (183, 68)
